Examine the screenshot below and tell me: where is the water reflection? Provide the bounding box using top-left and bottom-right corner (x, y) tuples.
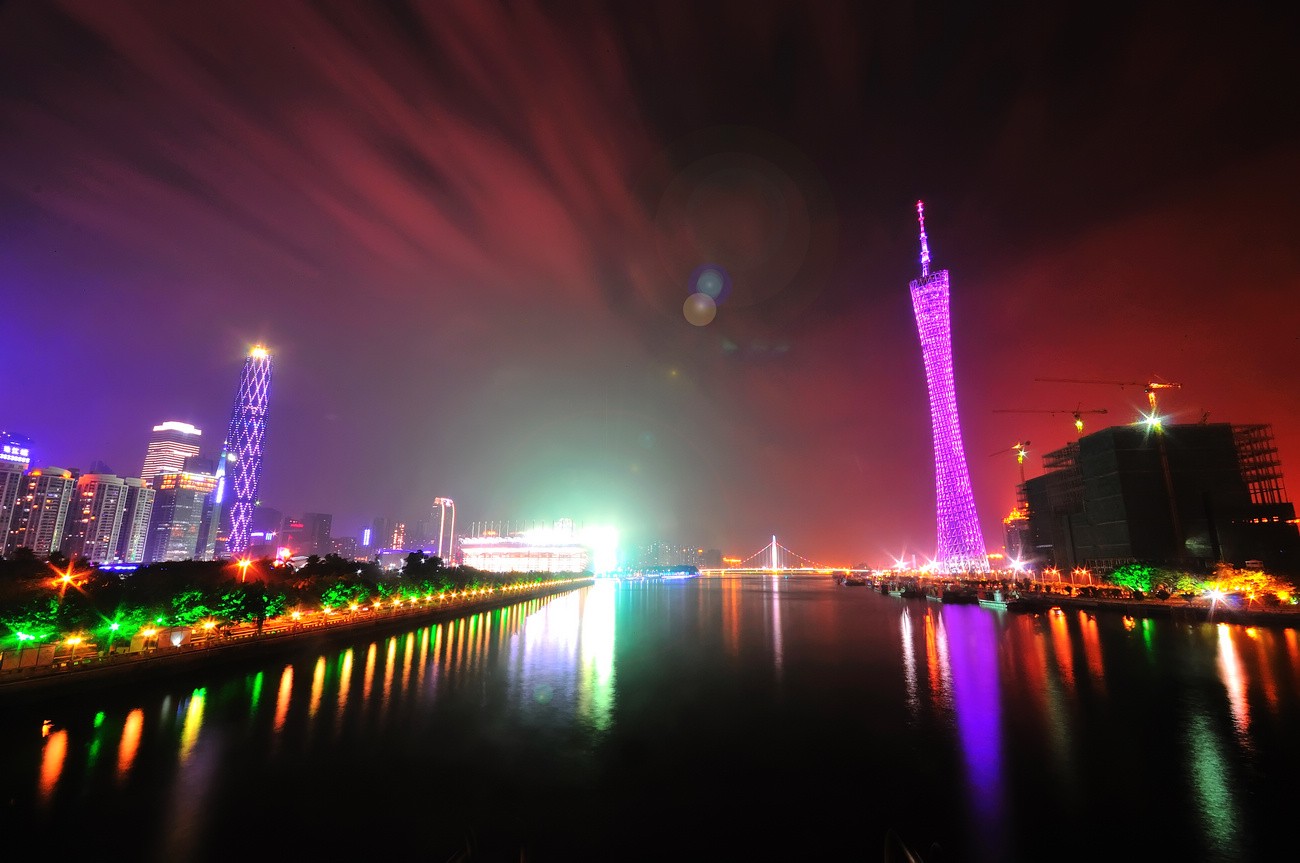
(177, 687), (205, 763)
(770, 576), (784, 677)
(38, 727), (66, 804)
(942, 607), (1006, 861)
(1048, 608), (1076, 693)
(900, 609), (918, 713)
(117, 708), (144, 782)
(273, 664), (293, 733)
(6, 583), (1298, 863)
(1216, 623), (1251, 742)
(922, 607), (951, 707)
(578, 582), (616, 731)
(1079, 614), (1106, 693)
(1187, 709), (1241, 858)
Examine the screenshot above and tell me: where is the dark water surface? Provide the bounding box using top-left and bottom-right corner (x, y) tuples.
(3, 577), (1298, 861)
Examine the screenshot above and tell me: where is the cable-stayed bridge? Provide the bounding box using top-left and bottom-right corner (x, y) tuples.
(700, 536), (863, 576)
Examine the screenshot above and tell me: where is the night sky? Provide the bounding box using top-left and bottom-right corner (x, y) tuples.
(3, 1), (1298, 565)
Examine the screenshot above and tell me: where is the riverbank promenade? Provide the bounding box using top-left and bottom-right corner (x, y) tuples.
(0, 577), (593, 699)
(874, 573), (1300, 627)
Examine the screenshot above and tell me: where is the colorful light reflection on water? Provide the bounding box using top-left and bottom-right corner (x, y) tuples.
(2, 581), (1298, 862)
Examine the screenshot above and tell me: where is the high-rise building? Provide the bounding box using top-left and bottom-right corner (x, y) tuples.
(302, 512), (333, 557)
(115, 477), (155, 563)
(6, 467), (77, 556)
(908, 201), (988, 573)
(280, 517), (306, 555)
(431, 497), (455, 562)
(220, 345), (273, 556)
(141, 421), (202, 480)
(331, 535), (359, 559)
(144, 460), (220, 562)
(1, 431), (34, 472)
(1024, 423), (1300, 574)
(62, 474), (128, 563)
(0, 461), (24, 544)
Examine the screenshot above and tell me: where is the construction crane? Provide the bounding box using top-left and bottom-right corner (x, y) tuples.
(993, 407), (1109, 435)
(989, 440), (1031, 486)
(1035, 376), (1186, 554)
(1033, 377), (1182, 420)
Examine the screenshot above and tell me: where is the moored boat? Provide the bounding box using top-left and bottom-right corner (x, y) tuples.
(977, 589), (1026, 611)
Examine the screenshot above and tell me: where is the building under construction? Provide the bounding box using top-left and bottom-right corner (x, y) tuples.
(1023, 422), (1300, 574)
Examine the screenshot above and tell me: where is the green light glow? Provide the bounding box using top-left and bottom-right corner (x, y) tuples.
(250, 671), (264, 712)
(1187, 712), (1240, 857)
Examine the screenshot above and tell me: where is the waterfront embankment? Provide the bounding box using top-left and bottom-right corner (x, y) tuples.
(0, 577), (593, 700)
(874, 575), (1300, 627)
(1008, 589), (1300, 626)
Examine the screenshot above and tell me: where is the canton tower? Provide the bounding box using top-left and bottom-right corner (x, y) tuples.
(221, 345), (273, 556)
(908, 202), (988, 573)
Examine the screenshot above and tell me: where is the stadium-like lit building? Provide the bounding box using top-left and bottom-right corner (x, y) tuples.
(459, 520), (617, 574)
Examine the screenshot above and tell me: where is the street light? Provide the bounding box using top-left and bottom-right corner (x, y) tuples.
(237, 558), (252, 583)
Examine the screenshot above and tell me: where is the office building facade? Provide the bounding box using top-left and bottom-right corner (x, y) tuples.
(144, 461), (220, 562)
(141, 421), (202, 480)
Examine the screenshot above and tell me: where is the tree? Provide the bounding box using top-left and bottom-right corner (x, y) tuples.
(1110, 564), (1153, 594)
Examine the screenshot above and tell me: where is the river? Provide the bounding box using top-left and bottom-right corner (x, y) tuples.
(2, 576), (1296, 861)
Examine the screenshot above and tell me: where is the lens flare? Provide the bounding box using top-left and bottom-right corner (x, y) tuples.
(683, 292), (717, 326)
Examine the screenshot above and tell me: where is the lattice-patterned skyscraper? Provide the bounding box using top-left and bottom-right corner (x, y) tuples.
(221, 345), (273, 556)
(909, 202), (988, 573)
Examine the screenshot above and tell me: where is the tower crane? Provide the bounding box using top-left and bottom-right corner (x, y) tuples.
(989, 440), (1031, 486)
(1034, 376), (1186, 555)
(1033, 377), (1182, 419)
(992, 407), (1109, 435)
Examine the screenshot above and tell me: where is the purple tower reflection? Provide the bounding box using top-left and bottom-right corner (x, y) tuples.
(909, 201), (989, 573)
(221, 345), (272, 556)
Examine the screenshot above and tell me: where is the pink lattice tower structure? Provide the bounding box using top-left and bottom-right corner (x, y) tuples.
(909, 201), (989, 573)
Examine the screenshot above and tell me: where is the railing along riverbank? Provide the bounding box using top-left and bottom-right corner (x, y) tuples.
(0, 577), (593, 699)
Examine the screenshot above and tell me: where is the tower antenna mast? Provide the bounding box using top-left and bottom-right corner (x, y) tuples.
(917, 200), (931, 279)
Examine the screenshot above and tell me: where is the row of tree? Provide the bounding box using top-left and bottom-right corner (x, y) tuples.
(0, 552), (584, 644)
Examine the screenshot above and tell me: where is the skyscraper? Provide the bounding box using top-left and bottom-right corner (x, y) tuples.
(0, 461), (24, 542)
(220, 345), (273, 556)
(6, 467), (77, 556)
(141, 421), (202, 480)
(431, 497), (455, 563)
(908, 201), (988, 573)
(62, 473), (128, 563)
(143, 459), (219, 562)
(115, 477), (156, 563)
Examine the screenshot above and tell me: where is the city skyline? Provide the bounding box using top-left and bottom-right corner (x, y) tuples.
(2, 2), (1297, 564)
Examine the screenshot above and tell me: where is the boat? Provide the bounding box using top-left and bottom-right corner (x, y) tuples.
(926, 585), (979, 604)
(977, 589), (1026, 611)
(841, 573), (867, 587)
(886, 583), (924, 598)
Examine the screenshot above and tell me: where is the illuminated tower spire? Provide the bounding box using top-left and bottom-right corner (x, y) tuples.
(917, 199), (931, 279)
(908, 202), (988, 573)
(221, 345), (273, 556)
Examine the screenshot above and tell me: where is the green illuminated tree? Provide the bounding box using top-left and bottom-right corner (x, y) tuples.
(1110, 564), (1153, 593)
